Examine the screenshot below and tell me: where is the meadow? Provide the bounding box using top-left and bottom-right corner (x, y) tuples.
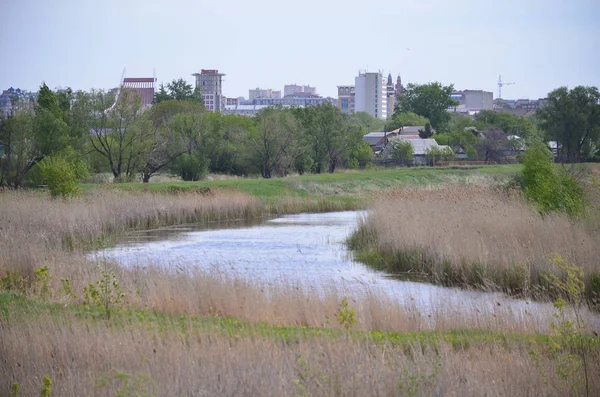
(1, 164), (599, 396)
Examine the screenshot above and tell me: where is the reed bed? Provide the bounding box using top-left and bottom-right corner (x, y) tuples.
(349, 185), (600, 298)
(1, 315), (599, 396)
(1, 185), (599, 395)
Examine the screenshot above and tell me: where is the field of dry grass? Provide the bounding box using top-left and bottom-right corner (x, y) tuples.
(349, 185), (600, 301)
(2, 311), (598, 396)
(1, 179), (599, 396)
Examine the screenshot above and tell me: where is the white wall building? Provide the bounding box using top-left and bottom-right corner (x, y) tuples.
(354, 71), (387, 120)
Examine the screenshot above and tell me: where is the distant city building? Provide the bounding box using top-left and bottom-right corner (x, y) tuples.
(386, 73), (395, 117)
(121, 77), (156, 108)
(249, 88), (281, 100)
(0, 87), (36, 116)
(354, 70), (387, 120)
(193, 69), (225, 112)
(395, 75), (404, 96)
(284, 84), (316, 97)
(223, 96), (333, 116)
(493, 97), (546, 116)
(337, 85), (355, 115)
(225, 97), (244, 106)
(450, 90), (494, 114)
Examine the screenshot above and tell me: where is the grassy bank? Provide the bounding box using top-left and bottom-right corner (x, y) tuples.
(81, 164), (520, 201)
(348, 185), (600, 302)
(2, 291), (599, 396)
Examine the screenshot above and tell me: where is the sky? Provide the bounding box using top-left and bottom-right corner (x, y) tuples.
(1, 0), (599, 100)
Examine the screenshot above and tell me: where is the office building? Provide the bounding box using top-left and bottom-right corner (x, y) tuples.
(192, 69), (225, 112)
(354, 70), (387, 120)
(284, 84), (317, 97)
(337, 85), (355, 115)
(450, 90), (494, 113)
(248, 88), (282, 99)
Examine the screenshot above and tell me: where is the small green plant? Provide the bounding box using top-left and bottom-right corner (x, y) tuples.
(84, 264), (125, 320)
(0, 270), (25, 292)
(95, 370), (156, 397)
(336, 297), (357, 330)
(59, 278), (77, 300)
(531, 254), (590, 396)
(40, 375), (52, 397)
(9, 382), (20, 397)
(34, 266), (52, 298)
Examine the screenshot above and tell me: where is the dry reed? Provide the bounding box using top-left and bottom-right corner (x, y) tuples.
(351, 185), (600, 298)
(1, 316), (598, 396)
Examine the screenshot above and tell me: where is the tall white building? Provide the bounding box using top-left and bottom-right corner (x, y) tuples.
(192, 69), (225, 112)
(354, 71), (387, 120)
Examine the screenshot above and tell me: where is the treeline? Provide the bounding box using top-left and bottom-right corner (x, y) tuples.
(0, 82), (374, 188)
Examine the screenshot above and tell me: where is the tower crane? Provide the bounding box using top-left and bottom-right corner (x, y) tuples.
(497, 75), (515, 99)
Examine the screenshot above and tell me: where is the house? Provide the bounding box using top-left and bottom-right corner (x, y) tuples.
(363, 131), (398, 153)
(394, 135), (450, 165)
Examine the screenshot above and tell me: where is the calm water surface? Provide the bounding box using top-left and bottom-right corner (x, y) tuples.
(93, 211), (570, 319)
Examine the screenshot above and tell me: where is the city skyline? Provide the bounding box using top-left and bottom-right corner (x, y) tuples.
(1, 0), (599, 100)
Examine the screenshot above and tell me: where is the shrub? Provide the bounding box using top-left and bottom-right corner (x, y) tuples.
(521, 143), (584, 216)
(171, 152), (209, 181)
(38, 146), (87, 197)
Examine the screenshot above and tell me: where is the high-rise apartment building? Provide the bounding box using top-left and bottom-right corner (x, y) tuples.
(337, 85), (355, 115)
(248, 88), (282, 99)
(284, 84), (316, 97)
(354, 71), (387, 120)
(192, 69), (225, 112)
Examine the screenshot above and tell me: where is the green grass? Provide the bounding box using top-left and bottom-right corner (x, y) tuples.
(3, 291), (596, 351)
(81, 165), (521, 204)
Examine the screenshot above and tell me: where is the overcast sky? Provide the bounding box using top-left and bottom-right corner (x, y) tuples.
(1, 0), (598, 100)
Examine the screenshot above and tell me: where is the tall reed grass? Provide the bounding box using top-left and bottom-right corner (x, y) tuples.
(349, 185), (600, 300)
(1, 312), (598, 396)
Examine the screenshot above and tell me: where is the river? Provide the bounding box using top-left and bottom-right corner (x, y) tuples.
(92, 210), (597, 330)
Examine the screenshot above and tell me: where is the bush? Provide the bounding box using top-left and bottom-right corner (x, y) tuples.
(521, 143), (584, 216)
(38, 147), (87, 197)
(171, 152), (209, 181)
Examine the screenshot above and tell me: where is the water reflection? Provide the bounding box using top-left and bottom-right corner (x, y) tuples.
(92, 211), (600, 329)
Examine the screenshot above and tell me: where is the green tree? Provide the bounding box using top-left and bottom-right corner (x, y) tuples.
(521, 142), (584, 216)
(394, 82), (458, 132)
(168, 111), (221, 181)
(140, 100), (205, 182)
(384, 136), (414, 166)
(153, 78), (204, 104)
(384, 111), (429, 132)
(0, 83), (70, 187)
(346, 111), (386, 132)
(536, 86), (600, 161)
(418, 123), (434, 139)
(248, 107), (298, 178)
(0, 111), (36, 187)
(476, 110), (541, 144)
(295, 104), (355, 173)
(88, 88), (150, 180)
